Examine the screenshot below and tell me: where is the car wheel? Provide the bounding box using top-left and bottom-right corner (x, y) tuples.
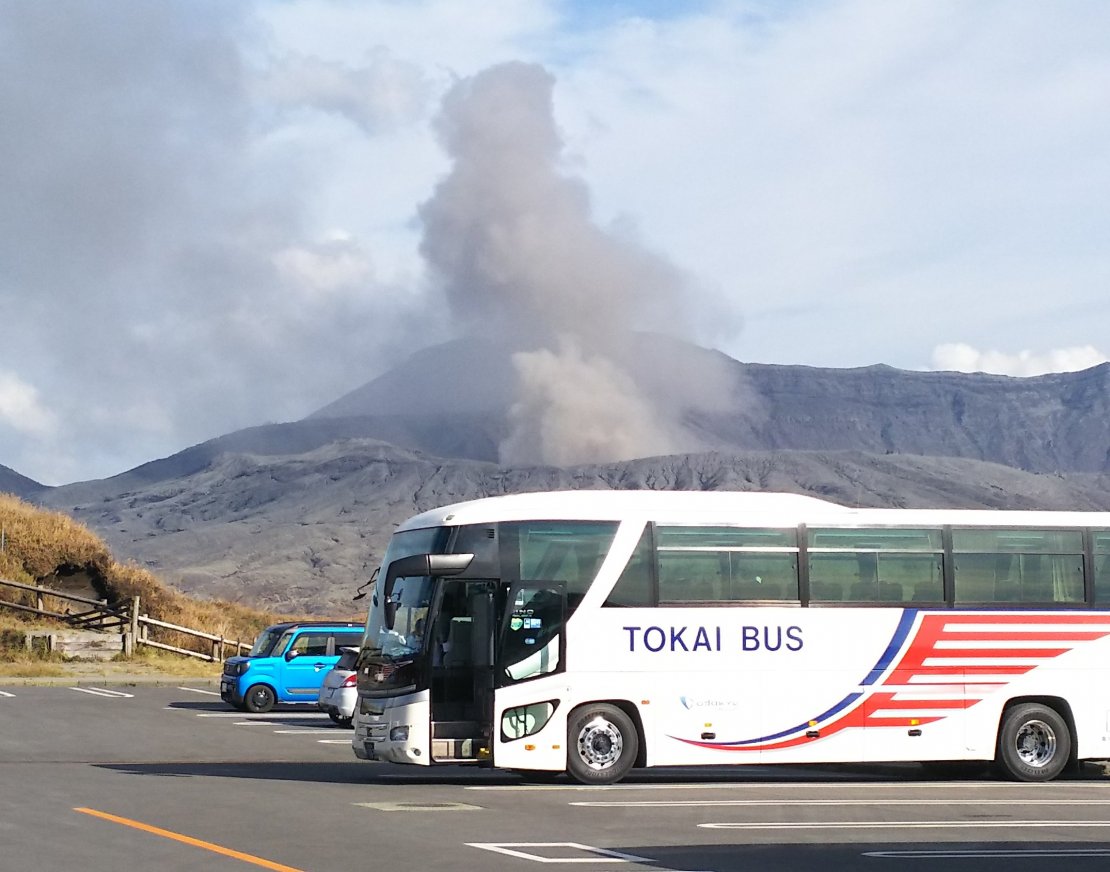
(328, 711), (353, 729)
(567, 703), (638, 785)
(244, 684), (276, 714)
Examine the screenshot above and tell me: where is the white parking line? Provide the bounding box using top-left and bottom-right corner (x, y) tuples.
(176, 686), (220, 696)
(701, 820), (1110, 830)
(68, 687), (134, 698)
(0, 690), (15, 698)
(234, 721), (276, 726)
(318, 739), (353, 744)
(468, 842), (652, 864)
(272, 729), (344, 735)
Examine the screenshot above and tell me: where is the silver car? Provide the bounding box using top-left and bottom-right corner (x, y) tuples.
(317, 646), (359, 727)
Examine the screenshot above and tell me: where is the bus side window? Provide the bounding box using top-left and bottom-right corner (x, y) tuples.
(502, 588), (562, 682)
(659, 553), (721, 602)
(849, 581), (874, 601)
(912, 581), (940, 602)
(810, 581), (843, 601)
(603, 526), (654, 608)
(954, 554), (995, 603)
(1095, 553), (1110, 605)
(993, 554), (1017, 601)
(878, 581), (903, 602)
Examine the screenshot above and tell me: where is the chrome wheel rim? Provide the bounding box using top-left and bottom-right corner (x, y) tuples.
(576, 715), (624, 771)
(1015, 719), (1057, 768)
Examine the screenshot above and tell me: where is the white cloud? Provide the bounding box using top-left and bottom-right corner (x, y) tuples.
(272, 236), (375, 295)
(261, 49), (433, 133)
(0, 372), (56, 437)
(931, 343), (1109, 377)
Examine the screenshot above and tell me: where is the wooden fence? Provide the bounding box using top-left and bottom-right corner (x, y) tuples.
(0, 577), (251, 661)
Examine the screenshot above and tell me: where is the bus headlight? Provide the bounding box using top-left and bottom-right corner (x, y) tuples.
(389, 726), (410, 742)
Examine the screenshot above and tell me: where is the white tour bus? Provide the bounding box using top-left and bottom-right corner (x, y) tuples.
(351, 490), (1110, 784)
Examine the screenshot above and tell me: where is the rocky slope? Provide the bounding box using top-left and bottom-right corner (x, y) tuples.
(0, 464), (42, 499)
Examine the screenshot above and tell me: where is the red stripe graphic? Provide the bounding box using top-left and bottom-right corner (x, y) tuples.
(678, 611), (1110, 753)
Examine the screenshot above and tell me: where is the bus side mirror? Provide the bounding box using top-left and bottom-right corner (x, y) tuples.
(381, 553), (475, 630)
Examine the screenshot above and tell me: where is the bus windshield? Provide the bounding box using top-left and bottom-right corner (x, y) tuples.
(362, 526), (449, 661)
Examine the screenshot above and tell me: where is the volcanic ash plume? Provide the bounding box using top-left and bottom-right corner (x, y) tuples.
(418, 62), (739, 466)
(498, 337), (680, 466)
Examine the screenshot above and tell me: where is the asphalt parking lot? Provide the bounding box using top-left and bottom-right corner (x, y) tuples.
(3, 683), (1110, 871)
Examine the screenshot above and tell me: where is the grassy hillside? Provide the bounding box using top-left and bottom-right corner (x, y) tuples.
(0, 493), (292, 663)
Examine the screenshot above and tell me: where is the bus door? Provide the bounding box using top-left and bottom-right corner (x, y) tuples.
(487, 582), (568, 770)
(428, 579), (495, 763)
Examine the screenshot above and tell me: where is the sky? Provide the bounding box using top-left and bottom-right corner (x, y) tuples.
(2, 0), (1109, 485)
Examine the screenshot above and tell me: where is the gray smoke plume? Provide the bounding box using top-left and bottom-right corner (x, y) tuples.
(418, 61), (740, 465)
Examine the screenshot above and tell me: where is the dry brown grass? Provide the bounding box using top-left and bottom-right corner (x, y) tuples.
(0, 493), (111, 585)
(0, 660), (68, 678)
(0, 493), (297, 661)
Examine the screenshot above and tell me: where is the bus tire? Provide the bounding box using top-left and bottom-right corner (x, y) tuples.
(567, 703), (638, 786)
(996, 702), (1071, 782)
(244, 684), (276, 714)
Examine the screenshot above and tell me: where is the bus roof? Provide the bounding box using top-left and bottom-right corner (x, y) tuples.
(396, 490), (1110, 532)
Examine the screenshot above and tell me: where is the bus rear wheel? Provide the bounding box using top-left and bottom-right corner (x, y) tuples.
(996, 702), (1071, 782)
(567, 703), (638, 785)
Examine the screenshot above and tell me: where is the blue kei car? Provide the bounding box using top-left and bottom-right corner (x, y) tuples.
(220, 621), (363, 713)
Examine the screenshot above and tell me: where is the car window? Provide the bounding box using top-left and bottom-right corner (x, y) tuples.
(273, 630), (296, 655)
(336, 649), (359, 670)
(289, 632), (330, 657)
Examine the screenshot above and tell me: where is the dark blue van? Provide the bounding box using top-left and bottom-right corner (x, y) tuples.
(220, 621), (363, 713)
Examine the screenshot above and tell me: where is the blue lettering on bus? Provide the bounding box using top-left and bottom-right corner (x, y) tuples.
(624, 625), (722, 652)
(623, 626), (799, 653)
(741, 625), (804, 652)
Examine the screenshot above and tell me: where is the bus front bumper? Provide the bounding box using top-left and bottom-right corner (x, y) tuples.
(353, 739), (376, 760)
(354, 720), (426, 764)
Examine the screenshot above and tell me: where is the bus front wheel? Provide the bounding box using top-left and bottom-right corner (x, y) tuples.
(996, 702), (1071, 782)
(567, 703), (638, 785)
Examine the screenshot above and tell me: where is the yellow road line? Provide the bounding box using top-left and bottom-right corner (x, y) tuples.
(74, 807), (304, 872)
